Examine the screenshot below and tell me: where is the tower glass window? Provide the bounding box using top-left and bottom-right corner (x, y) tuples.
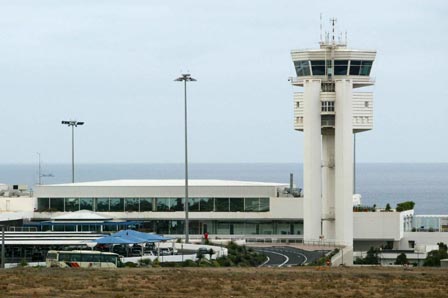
(349, 60), (361, 75)
(321, 101), (335, 112)
(334, 60), (349, 75)
(350, 60), (373, 76)
(294, 60), (311, 77)
(310, 60), (326, 75)
(360, 61), (373, 76)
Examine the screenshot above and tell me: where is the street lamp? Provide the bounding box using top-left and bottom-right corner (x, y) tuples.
(61, 120), (84, 183)
(174, 74), (197, 243)
(0, 225), (4, 269)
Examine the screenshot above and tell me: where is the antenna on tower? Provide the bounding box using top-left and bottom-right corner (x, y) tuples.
(330, 17), (337, 44)
(320, 13), (323, 43)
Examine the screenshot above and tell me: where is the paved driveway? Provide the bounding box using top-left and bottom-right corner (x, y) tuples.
(253, 246), (329, 267)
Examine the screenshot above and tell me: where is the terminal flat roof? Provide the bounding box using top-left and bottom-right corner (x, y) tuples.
(43, 179), (288, 187)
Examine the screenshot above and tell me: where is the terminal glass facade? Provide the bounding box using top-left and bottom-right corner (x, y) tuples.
(36, 197), (271, 213)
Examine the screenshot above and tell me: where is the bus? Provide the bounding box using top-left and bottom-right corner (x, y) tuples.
(46, 250), (122, 268)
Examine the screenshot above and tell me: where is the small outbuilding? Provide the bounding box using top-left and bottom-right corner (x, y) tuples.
(441, 259), (448, 268)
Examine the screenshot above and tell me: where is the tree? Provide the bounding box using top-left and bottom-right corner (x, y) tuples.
(396, 201), (415, 212)
(395, 253), (408, 265)
(385, 203), (391, 211)
(424, 242), (448, 267)
(354, 247), (379, 265)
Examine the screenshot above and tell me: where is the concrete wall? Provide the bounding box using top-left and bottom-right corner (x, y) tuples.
(35, 185), (280, 198)
(354, 211), (411, 241)
(0, 196), (35, 212)
(399, 232), (448, 250)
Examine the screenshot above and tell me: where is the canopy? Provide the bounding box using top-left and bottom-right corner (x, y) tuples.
(90, 230), (172, 245)
(112, 230), (172, 242)
(92, 235), (136, 245)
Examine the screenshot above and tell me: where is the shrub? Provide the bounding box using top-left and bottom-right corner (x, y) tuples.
(395, 253), (408, 265)
(138, 258), (152, 267)
(424, 242), (448, 266)
(354, 247), (379, 265)
(123, 262), (137, 268)
(308, 248), (339, 266)
(19, 259), (28, 267)
(182, 259), (197, 267)
(396, 201), (415, 212)
(152, 258), (161, 268)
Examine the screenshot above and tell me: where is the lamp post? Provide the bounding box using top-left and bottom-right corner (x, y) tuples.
(1, 225), (5, 269)
(61, 120), (84, 183)
(174, 74), (196, 243)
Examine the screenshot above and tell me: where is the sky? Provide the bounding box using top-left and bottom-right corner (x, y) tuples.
(0, 0), (447, 164)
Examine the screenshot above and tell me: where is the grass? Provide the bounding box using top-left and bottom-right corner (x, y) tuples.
(0, 266), (447, 297)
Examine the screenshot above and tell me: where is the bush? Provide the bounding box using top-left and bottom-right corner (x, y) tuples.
(396, 201), (415, 212)
(354, 247), (379, 265)
(424, 242), (448, 267)
(182, 259), (197, 267)
(308, 248), (339, 266)
(138, 258), (152, 267)
(353, 205), (376, 212)
(160, 262), (180, 267)
(19, 259), (28, 267)
(395, 253), (408, 265)
(152, 258), (160, 268)
(216, 242), (266, 267)
(123, 262), (137, 268)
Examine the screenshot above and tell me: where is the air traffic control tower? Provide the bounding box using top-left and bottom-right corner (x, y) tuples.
(290, 20), (376, 263)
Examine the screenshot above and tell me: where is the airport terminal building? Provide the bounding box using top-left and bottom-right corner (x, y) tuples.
(32, 179), (304, 236)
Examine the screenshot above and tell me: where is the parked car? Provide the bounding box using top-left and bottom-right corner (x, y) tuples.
(159, 247), (175, 256)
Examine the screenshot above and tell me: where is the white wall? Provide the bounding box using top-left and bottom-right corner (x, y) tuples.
(354, 212), (404, 241)
(399, 232), (448, 250)
(35, 185), (279, 198)
(0, 196), (35, 212)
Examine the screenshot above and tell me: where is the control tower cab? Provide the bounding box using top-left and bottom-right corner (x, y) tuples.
(290, 20), (376, 264)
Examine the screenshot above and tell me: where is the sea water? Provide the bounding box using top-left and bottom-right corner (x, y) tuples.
(0, 163), (446, 214)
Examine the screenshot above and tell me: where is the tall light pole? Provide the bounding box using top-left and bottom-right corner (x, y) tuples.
(0, 225), (4, 269)
(174, 74), (196, 243)
(61, 120), (84, 183)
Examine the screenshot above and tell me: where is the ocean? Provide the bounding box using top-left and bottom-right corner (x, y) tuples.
(0, 163), (446, 215)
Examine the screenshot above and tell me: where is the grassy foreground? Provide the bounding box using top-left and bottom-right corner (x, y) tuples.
(0, 267), (447, 298)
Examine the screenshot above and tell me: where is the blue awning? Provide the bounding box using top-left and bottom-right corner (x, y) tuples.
(112, 230), (172, 242)
(93, 235), (137, 244)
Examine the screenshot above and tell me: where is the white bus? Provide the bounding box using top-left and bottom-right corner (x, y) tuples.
(46, 250), (122, 268)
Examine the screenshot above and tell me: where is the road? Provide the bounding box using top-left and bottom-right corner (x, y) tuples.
(253, 246), (329, 267)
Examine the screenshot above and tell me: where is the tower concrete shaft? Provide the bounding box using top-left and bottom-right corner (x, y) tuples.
(290, 31), (376, 264)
